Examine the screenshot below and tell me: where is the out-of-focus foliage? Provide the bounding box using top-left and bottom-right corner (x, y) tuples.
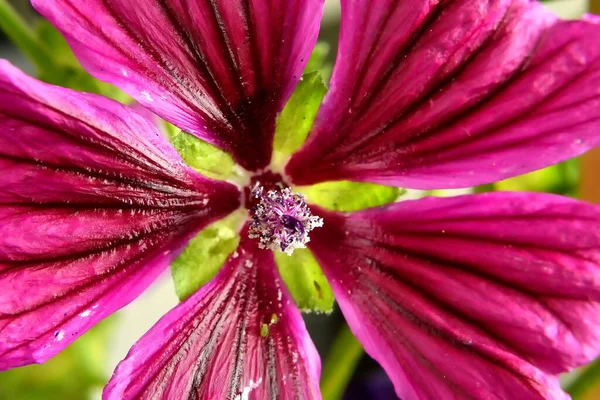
(322, 325), (364, 400)
(0, 318), (114, 400)
(34, 21), (129, 102)
(476, 159), (580, 197)
(565, 358), (600, 400)
(494, 159), (580, 196)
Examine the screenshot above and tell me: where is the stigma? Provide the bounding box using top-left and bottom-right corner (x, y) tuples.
(248, 185), (323, 255)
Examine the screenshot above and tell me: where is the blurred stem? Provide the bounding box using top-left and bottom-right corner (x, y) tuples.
(474, 183), (495, 194)
(0, 0), (56, 71)
(321, 324), (364, 400)
(565, 358), (600, 399)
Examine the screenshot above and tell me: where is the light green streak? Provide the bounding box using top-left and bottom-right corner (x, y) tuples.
(321, 324), (365, 400)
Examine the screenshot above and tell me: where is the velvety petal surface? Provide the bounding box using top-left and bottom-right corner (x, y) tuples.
(287, 0), (600, 188)
(33, 0), (324, 171)
(104, 230), (321, 400)
(0, 61), (241, 370)
(309, 193), (600, 400)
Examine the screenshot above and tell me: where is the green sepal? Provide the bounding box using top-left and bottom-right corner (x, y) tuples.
(34, 21), (129, 102)
(304, 42), (332, 79)
(272, 72), (327, 168)
(170, 211), (244, 301)
(298, 181), (403, 212)
(171, 131), (236, 180)
(275, 248), (334, 313)
(162, 121), (181, 142)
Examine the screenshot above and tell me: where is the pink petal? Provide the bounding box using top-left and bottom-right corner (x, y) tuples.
(104, 230), (321, 400)
(287, 0), (600, 189)
(0, 61), (241, 370)
(33, 0), (324, 171)
(309, 193), (600, 399)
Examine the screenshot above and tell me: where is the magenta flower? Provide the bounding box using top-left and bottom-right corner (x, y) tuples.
(2, 0), (600, 399)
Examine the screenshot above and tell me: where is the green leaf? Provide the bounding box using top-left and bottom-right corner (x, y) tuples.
(171, 131), (236, 180)
(0, 317), (114, 400)
(272, 72), (327, 168)
(170, 212), (244, 301)
(298, 181), (403, 212)
(275, 248), (334, 313)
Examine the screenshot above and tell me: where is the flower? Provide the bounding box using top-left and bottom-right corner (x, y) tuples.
(1, 0), (600, 399)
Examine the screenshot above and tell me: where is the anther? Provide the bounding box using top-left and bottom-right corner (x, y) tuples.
(248, 185), (323, 255)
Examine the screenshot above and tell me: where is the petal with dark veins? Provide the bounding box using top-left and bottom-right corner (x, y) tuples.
(33, 0), (325, 171)
(287, 0), (600, 189)
(309, 193), (600, 399)
(0, 61), (240, 370)
(104, 230), (321, 400)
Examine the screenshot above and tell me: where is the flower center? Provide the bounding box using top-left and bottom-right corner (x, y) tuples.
(248, 185), (323, 255)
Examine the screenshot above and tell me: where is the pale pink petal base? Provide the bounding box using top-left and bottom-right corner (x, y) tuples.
(309, 193), (600, 400)
(287, 0), (600, 189)
(104, 230), (321, 400)
(0, 61), (241, 369)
